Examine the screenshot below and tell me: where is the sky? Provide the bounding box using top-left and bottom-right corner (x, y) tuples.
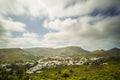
(0, 0), (120, 50)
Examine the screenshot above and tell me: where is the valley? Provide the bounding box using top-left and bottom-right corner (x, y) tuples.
(0, 46), (120, 80)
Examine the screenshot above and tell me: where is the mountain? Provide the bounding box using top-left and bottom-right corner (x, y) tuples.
(0, 46), (120, 63)
(105, 48), (120, 56)
(0, 48), (31, 63)
(0, 46), (89, 63)
(91, 49), (105, 54)
(24, 46), (89, 57)
(107, 48), (120, 54)
(24, 47), (56, 57)
(89, 48), (120, 57)
(56, 46), (89, 56)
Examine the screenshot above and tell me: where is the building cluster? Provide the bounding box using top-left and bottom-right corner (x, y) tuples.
(26, 56), (101, 74)
(0, 56), (107, 74)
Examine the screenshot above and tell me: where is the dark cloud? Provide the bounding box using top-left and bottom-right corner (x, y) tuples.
(79, 15), (120, 49)
(89, 7), (120, 17)
(65, 0), (87, 8)
(44, 14), (120, 50)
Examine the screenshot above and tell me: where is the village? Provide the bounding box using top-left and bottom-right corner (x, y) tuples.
(0, 56), (107, 74)
(26, 56), (105, 74)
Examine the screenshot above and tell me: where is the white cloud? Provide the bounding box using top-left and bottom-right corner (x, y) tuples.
(2, 19), (26, 32)
(43, 15), (120, 50)
(44, 18), (79, 31)
(1, 0), (120, 19)
(41, 0), (120, 19)
(0, 0), (47, 18)
(44, 18), (81, 42)
(7, 32), (40, 48)
(0, 16), (27, 48)
(22, 32), (38, 38)
(0, 0), (120, 50)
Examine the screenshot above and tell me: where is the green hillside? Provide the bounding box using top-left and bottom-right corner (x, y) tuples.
(0, 54), (120, 80)
(56, 46), (89, 56)
(0, 47), (120, 80)
(0, 48), (31, 63)
(79, 48), (120, 58)
(30, 56), (120, 80)
(0, 46), (89, 63)
(0, 47), (120, 63)
(24, 47), (56, 57)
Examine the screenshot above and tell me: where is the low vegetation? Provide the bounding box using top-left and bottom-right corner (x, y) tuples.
(30, 63), (120, 80)
(0, 56), (120, 80)
(0, 47), (120, 80)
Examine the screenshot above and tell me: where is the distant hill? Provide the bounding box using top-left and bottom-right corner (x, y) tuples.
(107, 48), (120, 54)
(24, 47), (56, 57)
(24, 46), (89, 57)
(0, 46), (120, 63)
(56, 46), (89, 56)
(89, 48), (120, 57)
(0, 46), (89, 63)
(0, 48), (31, 63)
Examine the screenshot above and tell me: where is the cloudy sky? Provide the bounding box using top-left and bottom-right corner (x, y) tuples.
(0, 0), (120, 50)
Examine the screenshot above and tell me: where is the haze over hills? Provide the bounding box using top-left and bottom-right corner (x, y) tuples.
(0, 46), (120, 63)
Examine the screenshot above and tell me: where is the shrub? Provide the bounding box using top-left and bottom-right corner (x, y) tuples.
(62, 73), (69, 78)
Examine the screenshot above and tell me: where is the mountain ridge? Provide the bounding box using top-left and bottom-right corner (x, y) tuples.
(0, 46), (120, 63)
(24, 46), (89, 56)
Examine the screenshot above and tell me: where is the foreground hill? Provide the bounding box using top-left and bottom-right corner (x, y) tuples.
(0, 54), (120, 80)
(0, 48), (31, 63)
(30, 56), (120, 80)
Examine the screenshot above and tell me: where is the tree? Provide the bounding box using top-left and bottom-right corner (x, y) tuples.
(69, 69), (74, 73)
(62, 73), (69, 79)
